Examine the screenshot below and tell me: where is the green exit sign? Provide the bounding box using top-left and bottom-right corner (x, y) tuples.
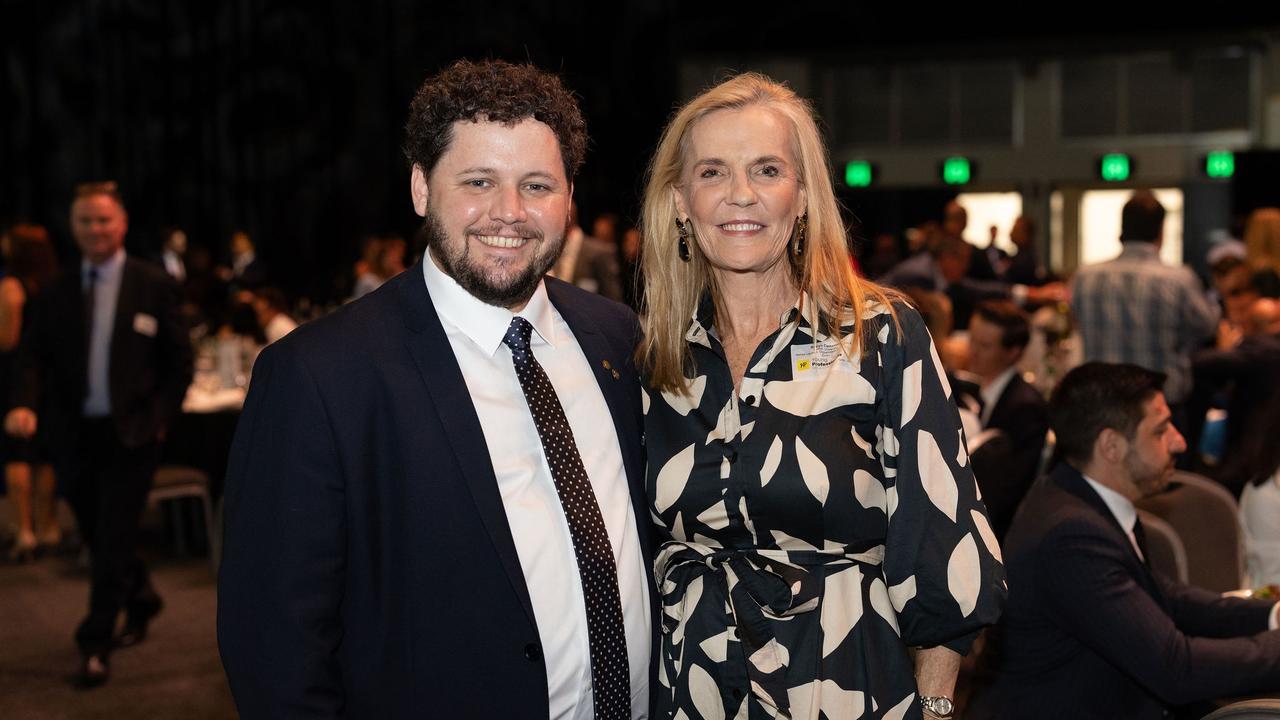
(1100, 153), (1131, 182)
(941, 157), (971, 185)
(1206, 151), (1234, 179)
(844, 161), (873, 187)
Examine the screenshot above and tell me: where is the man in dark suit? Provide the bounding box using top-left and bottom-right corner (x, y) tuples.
(218, 60), (655, 719)
(6, 182), (192, 687)
(986, 362), (1280, 719)
(217, 229), (266, 293)
(880, 234), (1062, 329)
(1191, 297), (1280, 493)
(966, 300), (1048, 540)
(1001, 216), (1049, 287)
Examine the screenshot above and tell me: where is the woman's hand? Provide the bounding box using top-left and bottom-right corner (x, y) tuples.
(4, 407), (36, 439)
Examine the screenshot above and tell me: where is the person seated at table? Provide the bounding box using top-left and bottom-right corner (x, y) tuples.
(880, 233), (1065, 330)
(982, 362), (1280, 720)
(1190, 297), (1280, 496)
(249, 287), (297, 345)
(966, 300), (1048, 540)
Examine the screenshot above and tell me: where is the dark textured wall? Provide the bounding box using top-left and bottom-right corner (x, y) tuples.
(3, 4), (1273, 301)
(0, 0), (677, 301)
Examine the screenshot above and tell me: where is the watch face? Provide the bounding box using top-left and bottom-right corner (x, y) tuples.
(924, 697), (954, 715)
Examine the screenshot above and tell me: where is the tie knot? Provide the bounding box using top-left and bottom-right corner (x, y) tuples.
(503, 316), (534, 354)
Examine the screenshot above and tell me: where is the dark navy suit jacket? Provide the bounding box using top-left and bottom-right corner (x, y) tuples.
(218, 263), (656, 718)
(12, 257), (191, 450)
(878, 251), (1011, 329)
(987, 463), (1280, 719)
(979, 373), (1048, 540)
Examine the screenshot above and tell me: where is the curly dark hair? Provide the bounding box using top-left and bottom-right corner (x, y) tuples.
(403, 59), (587, 180)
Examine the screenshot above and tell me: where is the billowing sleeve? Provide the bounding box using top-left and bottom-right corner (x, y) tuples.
(876, 303), (1006, 654)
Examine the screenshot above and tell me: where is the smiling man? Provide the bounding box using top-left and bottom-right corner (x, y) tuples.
(218, 60), (654, 719)
(985, 362), (1280, 719)
(6, 182), (192, 688)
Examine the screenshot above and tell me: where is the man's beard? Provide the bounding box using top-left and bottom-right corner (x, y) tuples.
(421, 206), (565, 309)
(1125, 447), (1174, 498)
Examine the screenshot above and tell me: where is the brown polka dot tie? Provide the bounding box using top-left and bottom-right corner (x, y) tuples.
(503, 317), (630, 719)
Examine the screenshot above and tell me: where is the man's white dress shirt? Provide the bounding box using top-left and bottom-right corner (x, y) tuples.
(978, 366), (1018, 428)
(424, 255), (651, 719)
(82, 248), (126, 417)
(1083, 473), (1279, 630)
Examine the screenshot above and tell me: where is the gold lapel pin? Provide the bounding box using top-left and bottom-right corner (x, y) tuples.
(601, 360), (612, 370)
(611, 369), (620, 380)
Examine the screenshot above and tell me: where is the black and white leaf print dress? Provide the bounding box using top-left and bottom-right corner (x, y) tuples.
(643, 297), (1006, 720)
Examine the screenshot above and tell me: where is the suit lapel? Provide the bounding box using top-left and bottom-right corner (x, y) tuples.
(65, 268), (90, 362)
(987, 376), (1015, 428)
(1052, 464), (1166, 601)
(545, 280), (653, 556)
(109, 259), (139, 388)
(395, 266), (537, 628)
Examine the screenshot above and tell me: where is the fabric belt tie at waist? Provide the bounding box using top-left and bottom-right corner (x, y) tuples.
(655, 542), (887, 717)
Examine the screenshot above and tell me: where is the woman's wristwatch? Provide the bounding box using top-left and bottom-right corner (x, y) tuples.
(920, 695), (954, 719)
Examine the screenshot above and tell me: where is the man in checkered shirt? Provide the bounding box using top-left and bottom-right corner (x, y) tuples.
(1070, 190), (1218, 429)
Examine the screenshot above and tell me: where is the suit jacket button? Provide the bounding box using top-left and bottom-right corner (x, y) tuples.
(524, 642), (543, 662)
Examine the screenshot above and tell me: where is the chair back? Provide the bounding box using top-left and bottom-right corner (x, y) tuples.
(1136, 510), (1188, 584)
(1202, 700), (1280, 719)
(1137, 471), (1244, 592)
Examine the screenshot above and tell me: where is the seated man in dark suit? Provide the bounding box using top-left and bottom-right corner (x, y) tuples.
(1191, 297), (1280, 493)
(880, 234), (1062, 329)
(1001, 215), (1051, 287)
(966, 300), (1048, 540)
(987, 362), (1280, 719)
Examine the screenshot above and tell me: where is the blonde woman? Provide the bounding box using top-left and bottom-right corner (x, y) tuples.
(1244, 207), (1280, 297)
(637, 74), (1005, 719)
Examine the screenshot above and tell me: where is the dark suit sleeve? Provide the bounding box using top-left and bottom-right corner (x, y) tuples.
(1156, 573), (1276, 638)
(954, 277), (1012, 301)
(218, 341), (347, 718)
(992, 386), (1048, 497)
(1039, 523), (1280, 704)
(153, 272), (193, 430)
(1193, 345), (1249, 382)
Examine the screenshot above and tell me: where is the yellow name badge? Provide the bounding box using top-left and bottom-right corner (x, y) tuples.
(790, 341), (853, 381)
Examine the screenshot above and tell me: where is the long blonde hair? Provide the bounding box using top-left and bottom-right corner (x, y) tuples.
(637, 72), (899, 393)
(1244, 207), (1280, 274)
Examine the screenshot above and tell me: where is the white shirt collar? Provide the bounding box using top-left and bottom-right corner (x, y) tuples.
(81, 247), (126, 281)
(1081, 472), (1138, 536)
(422, 250), (558, 357)
(979, 367), (1019, 426)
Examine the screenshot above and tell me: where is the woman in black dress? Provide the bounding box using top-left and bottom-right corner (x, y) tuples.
(636, 73), (1006, 719)
(1, 223), (60, 561)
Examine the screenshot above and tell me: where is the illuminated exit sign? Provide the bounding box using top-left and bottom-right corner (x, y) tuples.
(941, 157), (971, 185)
(1205, 151), (1234, 179)
(1100, 153), (1131, 182)
(844, 161), (873, 187)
